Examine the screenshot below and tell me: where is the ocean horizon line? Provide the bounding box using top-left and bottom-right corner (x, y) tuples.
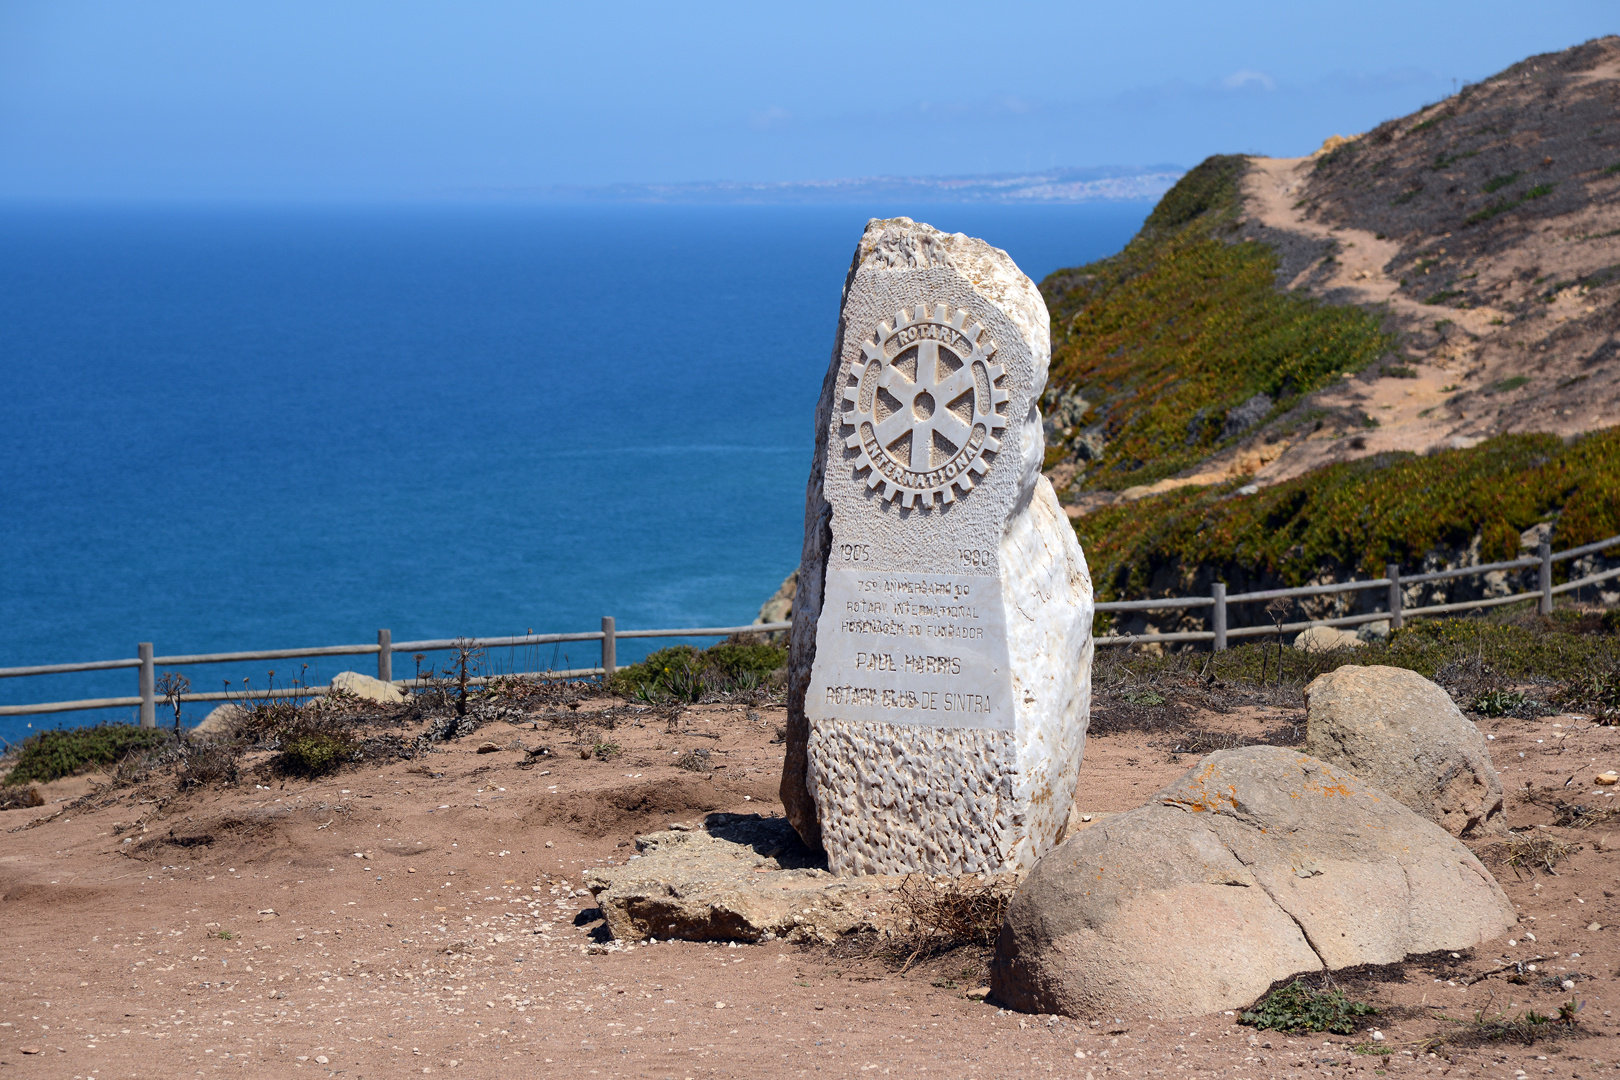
(0, 165), (1184, 209)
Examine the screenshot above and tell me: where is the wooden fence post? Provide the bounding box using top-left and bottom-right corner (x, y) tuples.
(138, 642), (155, 728)
(601, 616), (616, 678)
(378, 629), (392, 683)
(1538, 541), (1553, 616)
(1211, 583), (1227, 652)
(1387, 564), (1403, 631)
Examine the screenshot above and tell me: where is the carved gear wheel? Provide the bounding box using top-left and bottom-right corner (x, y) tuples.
(841, 303), (1009, 509)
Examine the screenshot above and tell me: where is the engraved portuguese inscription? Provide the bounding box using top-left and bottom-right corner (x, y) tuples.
(807, 567), (1011, 731)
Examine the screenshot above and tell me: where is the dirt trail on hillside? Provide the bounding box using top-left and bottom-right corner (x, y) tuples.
(1, 694), (1618, 1076)
(1125, 37), (1620, 498)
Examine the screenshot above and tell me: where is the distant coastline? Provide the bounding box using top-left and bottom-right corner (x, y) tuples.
(442, 166), (1185, 205)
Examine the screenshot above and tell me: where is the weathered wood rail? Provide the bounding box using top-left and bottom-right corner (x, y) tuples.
(3, 530), (1617, 725)
(1092, 533), (1620, 647)
(0, 620), (791, 724)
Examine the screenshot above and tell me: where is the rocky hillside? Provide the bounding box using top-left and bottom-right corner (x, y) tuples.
(1039, 36), (1620, 607)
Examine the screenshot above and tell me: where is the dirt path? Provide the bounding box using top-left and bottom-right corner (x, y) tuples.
(1, 698), (1617, 1077)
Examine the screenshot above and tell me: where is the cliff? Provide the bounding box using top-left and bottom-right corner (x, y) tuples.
(1038, 36), (1620, 617)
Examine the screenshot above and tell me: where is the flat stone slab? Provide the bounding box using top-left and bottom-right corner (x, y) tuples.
(585, 813), (915, 943)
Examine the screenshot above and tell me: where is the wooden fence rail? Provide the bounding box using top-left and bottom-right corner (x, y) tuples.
(1089, 532), (1620, 647)
(0, 621), (790, 724)
(3, 530), (1618, 725)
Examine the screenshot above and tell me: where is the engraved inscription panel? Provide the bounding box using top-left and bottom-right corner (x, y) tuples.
(805, 568), (1012, 731)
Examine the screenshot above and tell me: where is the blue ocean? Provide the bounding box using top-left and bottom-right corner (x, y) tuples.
(0, 202), (1149, 740)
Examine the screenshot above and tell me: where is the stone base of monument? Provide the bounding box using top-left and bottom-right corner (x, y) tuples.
(585, 813), (1017, 945)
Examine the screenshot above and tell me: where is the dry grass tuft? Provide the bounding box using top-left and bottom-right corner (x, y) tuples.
(1485, 834), (1579, 878)
(0, 786), (45, 810)
(1515, 783), (1618, 829)
(884, 875), (1016, 973)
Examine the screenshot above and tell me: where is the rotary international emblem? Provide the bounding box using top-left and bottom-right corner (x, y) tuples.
(840, 303), (1009, 509)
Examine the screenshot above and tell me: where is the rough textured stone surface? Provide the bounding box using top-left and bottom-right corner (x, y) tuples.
(781, 217), (1093, 876)
(192, 703), (246, 736)
(584, 814), (907, 943)
(329, 670), (406, 705)
(1304, 664), (1506, 837)
(1293, 625), (1364, 652)
(754, 570), (798, 642)
(991, 746), (1516, 1020)
(755, 570), (799, 625)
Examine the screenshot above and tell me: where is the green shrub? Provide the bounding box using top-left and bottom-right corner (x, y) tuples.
(1098, 616), (1620, 693)
(272, 728), (354, 778)
(1076, 429), (1620, 602)
(1041, 155), (1393, 491)
(1241, 979), (1378, 1035)
(609, 638), (787, 702)
(1472, 688), (1528, 716)
(4, 723), (169, 786)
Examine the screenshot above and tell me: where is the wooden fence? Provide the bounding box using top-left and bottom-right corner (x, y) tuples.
(0, 619), (790, 725)
(1091, 533), (1620, 647)
(2, 530), (1617, 726)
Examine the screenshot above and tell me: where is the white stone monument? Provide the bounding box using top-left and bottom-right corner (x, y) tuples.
(780, 218), (1094, 876)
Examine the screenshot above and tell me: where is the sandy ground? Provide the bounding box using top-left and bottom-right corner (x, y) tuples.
(2, 696), (1619, 1078)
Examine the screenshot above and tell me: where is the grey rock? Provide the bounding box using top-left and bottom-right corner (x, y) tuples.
(1073, 430), (1107, 461)
(754, 570), (798, 641)
(1304, 664), (1506, 837)
(990, 746), (1515, 1020)
(1293, 625), (1364, 653)
(1221, 393), (1273, 440)
(585, 813), (906, 944)
(1356, 620), (1391, 643)
(329, 670), (406, 705)
(192, 703), (246, 736)
(1041, 388), (1090, 440)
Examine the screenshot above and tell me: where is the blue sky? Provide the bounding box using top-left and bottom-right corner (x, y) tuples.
(0, 1), (1614, 200)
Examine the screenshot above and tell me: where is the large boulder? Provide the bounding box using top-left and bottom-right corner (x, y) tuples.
(1304, 664), (1506, 837)
(990, 746), (1515, 1020)
(329, 670), (406, 705)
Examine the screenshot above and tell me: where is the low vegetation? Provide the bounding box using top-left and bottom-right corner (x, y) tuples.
(1075, 429), (1620, 602)
(1433, 1000), (1584, 1048)
(1241, 979), (1378, 1035)
(1102, 609), (1618, 688)
(609, 637), (787, 703)
(3, 722), (169, 786)
(1040, 155), (1393, 491)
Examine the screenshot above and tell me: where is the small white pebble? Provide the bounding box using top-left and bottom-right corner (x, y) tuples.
(1371, 1031), (1384, 1042)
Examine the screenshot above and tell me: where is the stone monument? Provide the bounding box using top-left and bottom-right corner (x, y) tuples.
(780, 217), (1094, 876)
